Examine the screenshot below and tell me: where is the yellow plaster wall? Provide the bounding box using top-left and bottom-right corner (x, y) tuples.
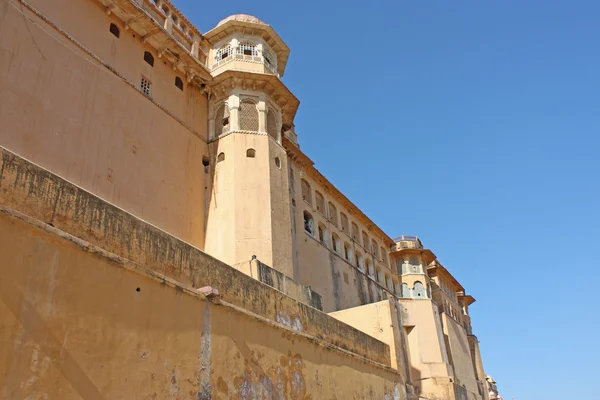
(0, 208), (407, 400)
(0, 0), (208, 248)
(0, 146), (389, 365)
(442, 314), (481, 399)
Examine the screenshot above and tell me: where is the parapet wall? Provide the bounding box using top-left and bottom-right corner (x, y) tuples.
(0, 146), (389, 366)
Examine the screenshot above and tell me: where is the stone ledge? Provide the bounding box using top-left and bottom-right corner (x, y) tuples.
(0, 145), (391, 366)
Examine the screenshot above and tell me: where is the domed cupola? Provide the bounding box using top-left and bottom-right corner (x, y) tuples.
(203, 14), (290, 78)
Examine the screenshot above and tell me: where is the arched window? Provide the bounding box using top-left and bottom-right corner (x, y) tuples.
(301, 179), (312, 205)
(355, 252), (364, 272)
(315, 191), (325, 215)
(351, 223), (359, 241)
(344, 242), (352, 262)
(239, 99), (259, 131)
(381, 249), (388, 265)
(303, 211), (314, 235)
(366, 260), (374, 278)
(217, 152), (225, 163)
(246, 148), (256, 158)
(362, 231), (369, 249)
(340, 213), (349, 234)
(214, 103), (230, 137)
(413, 281), (426, 298)
(109, 23), (120, 38)
(144, 51), (154, 66)
(318, 223), (327, 245)
(332, 233), (341, 253)
(372, 240), (379, 258)
(386, 275), (393, 292)
(377, 269), (384, 285)
(175, 77), (184, 91)
(328, 202), (338, 226)
(267, 109), (278, 140)
(401, 283), (410, 298)
(238, 41), (257, 56)
(215, 44), (232, 62)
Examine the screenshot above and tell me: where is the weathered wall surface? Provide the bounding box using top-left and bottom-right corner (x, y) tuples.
(0, 146), (389, 366)
(442, 314), (481, 400)
(0, 0), (208, 248)
(0, 207), (407, 400)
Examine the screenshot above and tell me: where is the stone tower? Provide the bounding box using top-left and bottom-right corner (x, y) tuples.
(203, 15), (299, 277)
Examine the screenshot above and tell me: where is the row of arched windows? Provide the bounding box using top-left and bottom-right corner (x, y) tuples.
(400, 282), (428, 299)
(301, 179), (388, 265)
(304, 210), (401, 294)
(213, 101), (279, 138)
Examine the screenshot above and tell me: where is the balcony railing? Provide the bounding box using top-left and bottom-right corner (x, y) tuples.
(393, 235), (423, 250)
(140, 0), (201, 55)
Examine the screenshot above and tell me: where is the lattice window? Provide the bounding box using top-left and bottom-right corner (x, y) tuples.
(214, 103), (230, 137)
(140, 77), (151, 97)
(263, 49), (276, 69)
(238, 41), (257, 56)
(267, 109), (278, 139)
(215, 44), (232, 62)
(239, 99), (259, 131)
(315, 191), (325, 215)
(341, 213), (349, 233)
(301, 179), (312, 205)
(328, 202), (338, 226)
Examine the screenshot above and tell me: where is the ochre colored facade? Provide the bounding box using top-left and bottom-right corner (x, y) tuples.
(0, 0), (503, 398)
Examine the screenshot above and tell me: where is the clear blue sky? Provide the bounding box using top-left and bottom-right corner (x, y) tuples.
(174, 1), (599, 398)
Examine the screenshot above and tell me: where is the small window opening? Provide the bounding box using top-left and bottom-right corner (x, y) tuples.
(303, 211), (314, 235)
(144, 51), (154, 67)
(140, 77), (151, 97)
(202, 156), (210, 167)
(175, 77), (184, 91)
(246, 148), (256, 158)
(217, 152), (225, 163)
(109, 23), (120, 38)
(274, 157), (281, 168)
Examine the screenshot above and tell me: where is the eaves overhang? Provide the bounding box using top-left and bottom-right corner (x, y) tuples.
(208, 70), (299, 125)
(390, 248), (437, 265)
(427, 263), (465, 293)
